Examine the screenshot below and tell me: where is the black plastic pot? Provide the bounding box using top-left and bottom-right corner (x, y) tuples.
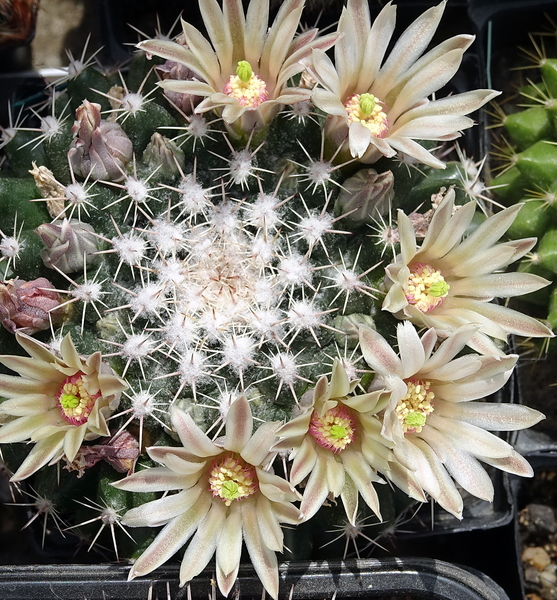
(0, 558), (510, 600)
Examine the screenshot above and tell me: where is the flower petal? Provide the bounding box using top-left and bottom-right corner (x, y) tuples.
(436, 400), (545, 431)
(359, 324), (402, 377)
(128, 492), (212, 580)
(10, 432), (65, 481)
(242, 499), (280, 600)
(241, 421), (278, 466)
(179, 499), (227, 586)
(122, 488), (202, 528)
(170, 406), (221, 458)
(63, 424), (87, 463)
(112, 466), (194, 492)
(216, 504), (243, 596)
(224, 394), (253, 453)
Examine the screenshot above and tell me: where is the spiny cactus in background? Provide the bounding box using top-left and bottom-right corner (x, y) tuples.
(0, 0), (552, 598)
(489, 23), (557, 349)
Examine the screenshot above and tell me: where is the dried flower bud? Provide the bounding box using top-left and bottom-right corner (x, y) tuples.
(0, 277), (64, 334)
(157, 60), (203, 114)
(142, 132), (185, 177)
(68, 100), (133, 182)
(35, 218), (100, 273)
(64, 430), (140, 477)
(28, 163), (66, 219)
(335, 168), (394, 226)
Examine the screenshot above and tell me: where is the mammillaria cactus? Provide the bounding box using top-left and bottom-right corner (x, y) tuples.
(0, 0), (552, 598)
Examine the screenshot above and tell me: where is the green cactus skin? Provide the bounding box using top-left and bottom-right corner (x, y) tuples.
(504, 106), (555, 150)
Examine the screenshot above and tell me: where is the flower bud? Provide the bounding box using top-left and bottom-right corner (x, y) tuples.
(0, 277), (64, 334)
(68, 100), (133, 182)
(35, 218), (100, 273)
(142, 132), (185, 178)
(334, 313), (376, 347)
(157, 60), (204, 115)
(335, 168), (394, 227)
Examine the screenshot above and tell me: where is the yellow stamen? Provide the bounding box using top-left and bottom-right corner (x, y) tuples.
(396, 380), (434, 434)
(344, 93), (388, 137)
(224, 61), (269, 108)
(309, 405), (356, 453)
(405, 263), (450, 312)
(208, 452), (258, 506)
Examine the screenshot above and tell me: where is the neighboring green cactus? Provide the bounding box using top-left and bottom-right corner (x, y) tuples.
(490, 29), (557, 339)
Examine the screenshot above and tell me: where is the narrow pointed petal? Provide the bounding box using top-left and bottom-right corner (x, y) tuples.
(129, 493), (212, 579)
(256, 495), (284, 552)
(374, 1), (446, 97)
(216, 506), (243, 596)
(0, 355), (61, 381)
(411, 437), (463, 519)
(0, 412), (59, 443)
(0, 373), (58, 398)
(436, 400), (545, 431)
(245, 0), (268, 66)
(14, 333), (56, 362)
(426, 414), (513, 459)
(397, 321), (425, 379)
(257, 468), (300, 504)
(359, 324), (402, 377)
(224, 395), (253, 453)
(200, 0), (232, 72)
(420, 426), (494, 501)
(179, 500), (227, 586)
(289, 436), (318, 486)
(170, 406), (221, 457)
(342, 449), (382, 519)
(357, 1), (397, 92)
(299, 455), (329, 521)
(340, 473), (359, 525)
(122, 488), (202, 527)
(11, 433), (65, 481)
(482, 450), (533, 477)
(386, 136), (446, 168)
(63, 424), (86, 463)
(0, 394), (54, 416)
(241, 421), (278, 466)
(112, 467), (193, 492)
(242, 500), (280, 600)
(348, 121), (373, 158)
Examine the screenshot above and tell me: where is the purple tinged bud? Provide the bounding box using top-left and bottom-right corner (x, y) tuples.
(68, 100), (133, 182)
(0, 278), (64, 334)
(35, 218), (100, 273)
(335, 168), (394, 226)
(157, 60), (203, 115)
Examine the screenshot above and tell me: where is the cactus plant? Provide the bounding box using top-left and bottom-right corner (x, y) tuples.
(0, 0), (552, 598)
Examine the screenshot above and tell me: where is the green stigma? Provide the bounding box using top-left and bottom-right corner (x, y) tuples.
(404, 411), (427, 428)
(221, 480), (240, 500)
(429, 280), (450, 298)
(359, 93), (376, 116)
(236, 61), (253, 83)
(330, 424), (347, 440)
(60, 393), (79, 410)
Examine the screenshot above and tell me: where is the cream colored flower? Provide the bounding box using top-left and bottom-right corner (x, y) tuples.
(0, 333), (126, 481)
(113, 395), (301, 600)
(382, 189), (553, 355)
(359, 321), (542, 518)
(273, 358), (425, 525)
(137, 0), (337, 139)
(302, 0), (499, 166)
